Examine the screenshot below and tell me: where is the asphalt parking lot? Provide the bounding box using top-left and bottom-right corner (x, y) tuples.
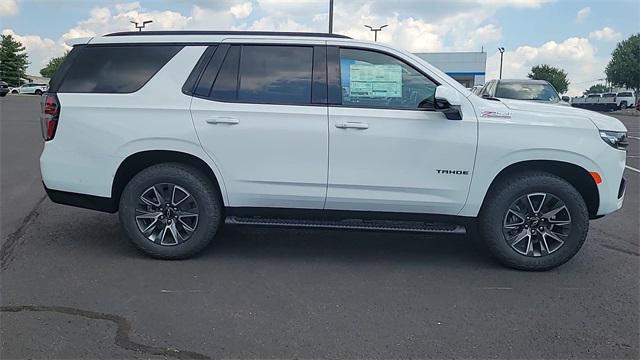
(1, 95), (638, 359)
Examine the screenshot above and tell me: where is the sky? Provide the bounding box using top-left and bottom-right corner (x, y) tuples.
(1, 0), (638, 95)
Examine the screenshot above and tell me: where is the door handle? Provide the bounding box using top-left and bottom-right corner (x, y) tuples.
(335, 122), (369, 129)
(206, 117), (239, 125)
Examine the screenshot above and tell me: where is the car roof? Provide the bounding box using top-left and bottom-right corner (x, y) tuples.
(105, 30), (351, 39)
(497, 79), (551, 85)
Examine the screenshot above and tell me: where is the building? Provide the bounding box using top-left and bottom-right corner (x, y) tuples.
(414, 52), (486, 88)
(26, 75), (50, 84)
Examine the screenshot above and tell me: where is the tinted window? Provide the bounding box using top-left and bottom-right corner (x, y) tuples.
(238, 45), (313, 105)
(339, 48), (437, 110)
(59, 45), (183, 93)
(210, 46), (240, 101)
(602, 93), (616, 98)
(495, 82), (560, 101)
(618, 92), (632, 97)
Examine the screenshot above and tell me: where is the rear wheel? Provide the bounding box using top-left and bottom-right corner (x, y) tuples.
(35, 89), (42, 95)
(119, 163), (222, 259)
(479, 172), (589, 271)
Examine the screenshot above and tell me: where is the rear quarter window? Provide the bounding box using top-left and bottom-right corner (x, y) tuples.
(58, 45), (183, 93)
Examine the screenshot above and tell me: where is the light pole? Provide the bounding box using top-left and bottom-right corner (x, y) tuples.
(498, 47), (505, 79)
(364, 24), (388, 41)
(131, 20), (153, 32)
(328, 0), (334, 34)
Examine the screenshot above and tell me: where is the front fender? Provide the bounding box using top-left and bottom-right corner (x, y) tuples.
(459, 150), (602, 217)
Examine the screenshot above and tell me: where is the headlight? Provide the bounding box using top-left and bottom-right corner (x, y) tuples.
(600, 130), (628, 150)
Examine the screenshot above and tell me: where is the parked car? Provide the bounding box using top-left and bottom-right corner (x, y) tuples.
(0, 80), (8, 97)
(40, 31), (627, 270)
(614, 91), (636, 110)
(479, 79), (569, 106)
(470, 84), (484, 96)
(571, 92), (632, 112)
(10, 83), (48, 95)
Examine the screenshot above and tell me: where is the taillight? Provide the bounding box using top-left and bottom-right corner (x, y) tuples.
(40, 94), (60, 141)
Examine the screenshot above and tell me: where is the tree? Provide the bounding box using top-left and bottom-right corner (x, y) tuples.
(40, 52), (68, 78)
(605, 34), (640, 91)
(527, 64), (569, 94)
(584, 84), (609, 95)
(0, 34), (29, 87)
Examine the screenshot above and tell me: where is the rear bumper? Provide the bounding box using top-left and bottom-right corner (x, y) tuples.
(44, 184), (117, 213)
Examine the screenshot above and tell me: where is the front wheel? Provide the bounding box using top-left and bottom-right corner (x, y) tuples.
(119, 163), (222, 259)
(35, 89), (42, 96)
(479, 172), (589, 271)
(619, 102), (627, 110)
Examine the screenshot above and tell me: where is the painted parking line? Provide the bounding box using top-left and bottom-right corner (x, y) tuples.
(626, 165), (640, 173)
(628, 136), (640, 140)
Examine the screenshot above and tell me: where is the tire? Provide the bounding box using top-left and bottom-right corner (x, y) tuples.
(479, 172), (589, 271)
(11, 90), (18, 94)
(619, 102), (627, 110)
(35, 89), (42, 95)
(119, 163), (222, 259)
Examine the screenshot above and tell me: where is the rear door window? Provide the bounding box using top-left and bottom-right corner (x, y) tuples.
(195, 44), (318, 106)
(238, 45), (314, 105)
(58, 45), (183, 93)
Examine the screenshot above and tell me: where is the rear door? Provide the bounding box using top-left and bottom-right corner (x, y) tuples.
(325, 45), (477, 215)
(190, 40), (329, 209)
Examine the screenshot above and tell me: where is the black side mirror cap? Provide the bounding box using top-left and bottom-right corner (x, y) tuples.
(435, 97), (462, 120)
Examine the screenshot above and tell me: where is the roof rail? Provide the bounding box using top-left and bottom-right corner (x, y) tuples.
(105, 30), (351, 39)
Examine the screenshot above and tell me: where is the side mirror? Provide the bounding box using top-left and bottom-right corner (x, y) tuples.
(434, 85), (463, 120)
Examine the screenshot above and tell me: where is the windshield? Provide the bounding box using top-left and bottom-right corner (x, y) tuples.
(495, 82), (560, 102)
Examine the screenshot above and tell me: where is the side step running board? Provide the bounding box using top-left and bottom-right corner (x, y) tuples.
(225, 216), (466, 234)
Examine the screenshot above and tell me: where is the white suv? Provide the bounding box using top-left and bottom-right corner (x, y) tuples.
(10, 83), (48, 95)
(40, 31), (628, 270)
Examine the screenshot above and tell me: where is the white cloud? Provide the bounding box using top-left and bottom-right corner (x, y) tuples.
(575, 6), (590, 22)
(0, 0), (19, 17)
(454, 23), (502, 51)
(589, 27), (622, 42)
(486, 37), (607, 95)
(229, 2), (253, 19)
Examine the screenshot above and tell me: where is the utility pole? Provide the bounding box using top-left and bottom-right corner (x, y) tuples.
(364, 24), (388, 41)
(328, 0), (334, 34)
(498, 47), (505, 79)
(131, 20), (153, 32)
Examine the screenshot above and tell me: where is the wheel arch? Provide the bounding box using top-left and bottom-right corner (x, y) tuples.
(481, 160), (600, 218)
(112, 150), (225, 211)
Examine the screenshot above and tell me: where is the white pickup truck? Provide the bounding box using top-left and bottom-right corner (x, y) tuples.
(572, 92), (636, 111)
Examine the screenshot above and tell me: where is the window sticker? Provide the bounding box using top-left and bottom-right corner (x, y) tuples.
(349, 64), (402, 98)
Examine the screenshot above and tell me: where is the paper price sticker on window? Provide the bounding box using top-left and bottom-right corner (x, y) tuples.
(349, 64), (402, 98)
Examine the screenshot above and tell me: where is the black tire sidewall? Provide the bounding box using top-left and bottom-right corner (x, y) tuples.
(480, 173), (589, 270)
(119, 163), (222, 259)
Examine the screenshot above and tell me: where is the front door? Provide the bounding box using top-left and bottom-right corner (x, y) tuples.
(325, 46), (478, 215)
